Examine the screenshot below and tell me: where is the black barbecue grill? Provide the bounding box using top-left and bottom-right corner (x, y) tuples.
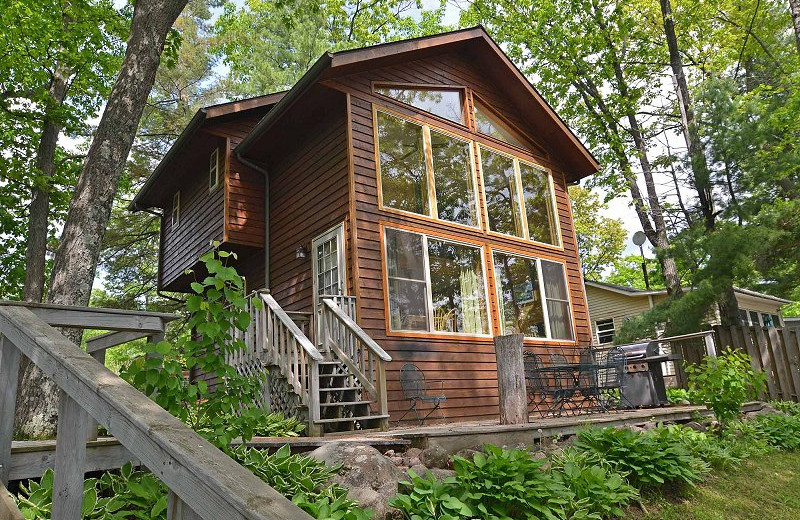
(617, 341), (681, 408)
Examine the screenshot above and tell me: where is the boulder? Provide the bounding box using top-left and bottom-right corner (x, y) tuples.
(454, 447), (481, 461)
(420, 446), (451, 469)
(308, 442), (406, 520)
(640, 421), (659, 431)
(745, 403), (784, 418)
(684, 421), (707, 432)
(407, 464), (430, 479)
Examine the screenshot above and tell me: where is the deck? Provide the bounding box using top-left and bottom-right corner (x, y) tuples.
(8, 402), (767, 482)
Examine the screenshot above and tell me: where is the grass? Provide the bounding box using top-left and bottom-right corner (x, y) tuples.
(628, 451), (800, 519)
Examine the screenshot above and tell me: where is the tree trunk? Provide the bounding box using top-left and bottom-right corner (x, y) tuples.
(14, 0), (189, 439)
(23, 68), (70, 303)
(660, 0), (714, 231)
(789, 0), (800, 56)
(718, 285), (742, 326)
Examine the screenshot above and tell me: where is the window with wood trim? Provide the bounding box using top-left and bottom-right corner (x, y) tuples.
(473, 99), (529, 150)
(479, 145), (559, 245)
(375, 86), (464, 124)
(385, 227), (489, 335)
(377, 111), (479, 227)
(171, 191), (180, 227)
(209, 147), (220, 190)
(595, 318), (615, 344)
(493, 251), (574, 340)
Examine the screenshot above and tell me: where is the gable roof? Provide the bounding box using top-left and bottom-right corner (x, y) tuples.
(236, 26), (599, 179)
(130, 91), (286, 211)
(585, 280), (793, 305)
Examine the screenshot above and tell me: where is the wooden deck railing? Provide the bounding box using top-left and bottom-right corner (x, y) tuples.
(229, 291), (323, 430)
(0, 303), (314, 520)
(320, 298), (391, 422)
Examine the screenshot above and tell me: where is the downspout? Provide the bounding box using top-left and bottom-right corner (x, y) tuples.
(235, 151), (270, 290)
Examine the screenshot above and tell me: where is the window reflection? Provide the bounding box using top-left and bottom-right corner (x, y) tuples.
(376, 87), (464, 124)
(377, 112), (428, 215)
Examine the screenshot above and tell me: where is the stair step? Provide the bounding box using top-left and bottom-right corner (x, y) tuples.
(319, 361), (344, 365)
(319, 400), (371, 407)
(314, 414), (390, 424)
(319, 386), (362, 392)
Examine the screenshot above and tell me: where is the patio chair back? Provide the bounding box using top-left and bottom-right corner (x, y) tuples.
(578, 348), (598, 389)
(598, 346), (626, 389)
(400, 363), (426, 400)
(523, 352), (544, 392)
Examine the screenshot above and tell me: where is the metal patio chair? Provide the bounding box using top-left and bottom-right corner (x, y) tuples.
(597, 346), (627, 410)
(525, 352), (577, 417)
(397, 363), (447, 425)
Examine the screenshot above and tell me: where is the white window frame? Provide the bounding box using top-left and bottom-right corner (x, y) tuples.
(477, 144), (562, 248)
(171, 191), (180, 227)
(375, 108), (482, 230)
(595, 318), (615, 345)
(383, 226), (491, 336)
(209, 147), (221, 191)
(492, 249), (575, 341)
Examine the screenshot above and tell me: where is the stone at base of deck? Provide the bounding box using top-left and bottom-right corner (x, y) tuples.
(376, 402), (766, 453)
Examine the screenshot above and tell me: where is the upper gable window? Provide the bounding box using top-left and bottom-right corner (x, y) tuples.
(209, 147), (220, 190)
(171, 191), (180, 227)
(474, 100), (528, 150)
(375, 86), (464, 124)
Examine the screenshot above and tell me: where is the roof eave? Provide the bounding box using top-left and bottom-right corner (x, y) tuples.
(129, 108), (207, 211)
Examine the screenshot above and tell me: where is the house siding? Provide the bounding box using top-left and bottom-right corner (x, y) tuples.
(331, 50), (593, 423)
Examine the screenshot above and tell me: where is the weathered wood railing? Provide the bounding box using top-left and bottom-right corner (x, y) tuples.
(647, 330), (717, 388)
(0, 303), (314, 520)
(320, 297), (391, 425)
(229, 291), (323, 431)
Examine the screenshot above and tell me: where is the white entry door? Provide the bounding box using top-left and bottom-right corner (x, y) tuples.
(311, 223), (347, 312)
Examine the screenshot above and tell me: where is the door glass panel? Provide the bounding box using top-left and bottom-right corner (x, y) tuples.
(481, 147), (523, 237)
(427, 238), (488, 334)
(315, 235), (340, 299)
(377, 112), (428, 216)
(385, 228), (429, 331)
(375, 87), (464, 124)
(493, 252), (546, 337)
(430, 129), (477, 226)
(519, 162), (557, 244)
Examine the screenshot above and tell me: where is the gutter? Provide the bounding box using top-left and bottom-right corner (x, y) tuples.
(236, 52), (333, 156)
(235, 151), (271, 291)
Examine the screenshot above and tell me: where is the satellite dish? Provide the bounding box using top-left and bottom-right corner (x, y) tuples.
(632, 231), (647, 247)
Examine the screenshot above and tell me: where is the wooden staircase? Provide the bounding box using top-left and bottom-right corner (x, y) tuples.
(229, 292), (391, 436)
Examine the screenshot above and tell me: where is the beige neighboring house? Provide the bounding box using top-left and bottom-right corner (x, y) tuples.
(585, 280), (793, 346)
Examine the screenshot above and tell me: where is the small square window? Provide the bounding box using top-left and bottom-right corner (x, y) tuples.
(596, 318), (615, 344)
(209, 148), (220, 190)
(171, 191), (180, 227)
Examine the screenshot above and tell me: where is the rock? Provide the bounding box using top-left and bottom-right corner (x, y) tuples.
(390, 456), (405, 467)
(384, 449), (396, 458)
(308, 442), (407, 520)
(407, 464), (430, 479)
(430, 468), (456, 480)
(623, 425), (645, 434)
(684, 421), (707, 432)
(745, 403), (784, 418)
(640, 421), (659, 431)
(405, 456), (421, 467)
(404, 447), (422, 459)
(678, 399), (691, 406)
(454, 448), (481, 461)
(420, 446), (451, 469)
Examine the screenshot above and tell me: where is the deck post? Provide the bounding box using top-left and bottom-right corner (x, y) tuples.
(168, 490), (203, 520)
(494, 334), (528, 425)
(52, 391), (88, 520)
(0, 335), (21, 486)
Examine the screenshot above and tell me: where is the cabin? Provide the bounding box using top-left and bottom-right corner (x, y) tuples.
(586, 280), (792, 346)
(131, 27), (599, 434)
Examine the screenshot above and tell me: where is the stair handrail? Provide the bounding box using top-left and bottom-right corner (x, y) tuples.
(260, 292), (323, 362)
(0, 304), (313, 520)
(320, 298), (391, 422)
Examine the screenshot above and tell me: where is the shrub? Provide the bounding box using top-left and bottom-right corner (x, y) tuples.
(666, 388), (699, 405)
(451, 444), (572, 520)
(389, 471), (474, 520)
(654, 424), (742, 469)
(15, 463), (168, 520)
(231, 444), (373, 520)
(770, 400), (800, 416)
(746, 413), (800, 451)
(574, 427), (708, 489)
(685, 348), (766, 425)
(551, 448), (638, 518)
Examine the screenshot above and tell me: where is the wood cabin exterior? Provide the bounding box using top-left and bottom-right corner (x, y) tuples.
(586, 280), (792, 346)
(132, 28), (600, 431)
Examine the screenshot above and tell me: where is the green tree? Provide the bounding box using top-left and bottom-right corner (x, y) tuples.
(214, 0), (449, 96)
(568, 186), (626, 280)
(605, 255), (666, 290)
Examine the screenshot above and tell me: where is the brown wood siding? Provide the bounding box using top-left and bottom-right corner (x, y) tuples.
(268, 105), (350, 312)
(332, 49), (593, 424)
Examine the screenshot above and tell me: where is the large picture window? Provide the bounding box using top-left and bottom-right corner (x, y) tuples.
(385, 227), (489, 335)
(480, 145), (559, 245)
(493, 251), (574, 340)
(377, 111), (479, 227)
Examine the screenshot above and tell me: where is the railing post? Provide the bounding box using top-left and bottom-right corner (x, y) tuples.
(52, 391), (88, 520)
(307, 360), (321, 437)
(86, 347), (106, 442)
(704, 332), (717, 357)
(376, 359), (389, 430)
(0, 335), (21, 486)
(168, 490), (203, 520)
